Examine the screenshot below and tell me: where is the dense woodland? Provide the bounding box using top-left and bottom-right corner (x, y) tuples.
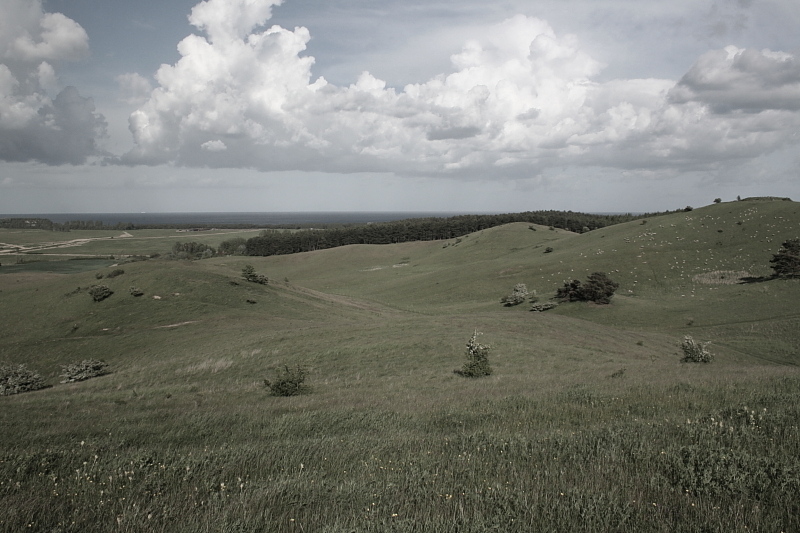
(243, 210), (671, 256)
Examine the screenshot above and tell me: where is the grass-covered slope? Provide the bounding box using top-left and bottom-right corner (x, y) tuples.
(1, 200), (799, 532)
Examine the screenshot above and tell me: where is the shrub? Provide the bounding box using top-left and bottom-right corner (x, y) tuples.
(89, 285), (113, 302)
(531, 302), (558, 312)
(264, 365), (308, 396)
(500, 283), (528, 306)
(555, 272), (619, 304)
(95, 272), (104, 279)
(681, 335), (712, 363)
(129, 287), (144, 297)
(60, 360), (109, 383)
(0, 364), (47, 396)
(458, 330), (492, 378)
(242, 265), (268, 284)
(770, 239), (800, 279)
(106, 269), (124, 278)
(544, 247), (553, 253)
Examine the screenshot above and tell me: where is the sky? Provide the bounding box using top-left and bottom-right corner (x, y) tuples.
(1, 0), (799, 214)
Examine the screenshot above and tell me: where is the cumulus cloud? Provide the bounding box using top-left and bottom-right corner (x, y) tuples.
(669, 46), (800, 112)
(123, 0), (800, 180)
(0, 0), (106, 164)
(116, 73), (153, 105)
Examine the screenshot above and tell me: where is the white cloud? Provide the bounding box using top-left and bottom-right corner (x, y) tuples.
(201, 139), (227, 151)
(0, 0), (106, 164)
(122, 0), (800, 183)
(116, 73), (153, 105)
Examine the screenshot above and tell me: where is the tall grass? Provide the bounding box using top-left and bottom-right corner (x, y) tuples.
(2, 376), (798, 532)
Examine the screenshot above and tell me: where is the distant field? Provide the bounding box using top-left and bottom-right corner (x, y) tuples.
(1, 200), (798, 532)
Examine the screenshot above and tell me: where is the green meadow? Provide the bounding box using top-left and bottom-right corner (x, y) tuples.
(1, 200), (799, 532)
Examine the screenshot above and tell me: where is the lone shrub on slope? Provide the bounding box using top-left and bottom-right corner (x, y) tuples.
(264, 365), (308, 396)
(681, 336), (712, 363)
(501, 283), (528, 306)
(459, 330), (493, 378)
(242, 265), (268, 285)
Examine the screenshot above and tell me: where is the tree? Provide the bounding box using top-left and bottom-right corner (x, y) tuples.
(242, 264), (268, 284)
(770, 239), (800, 279)
(459, 330), (492, 377)
(555, 272), (619, 304)
(501, 283), (528, 306)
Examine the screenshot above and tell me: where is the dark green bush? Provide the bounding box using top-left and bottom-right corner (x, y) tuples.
(770, 239), (800, 279)
(458, 330), (492, 378)
(681, 335), (712, 363)
(129, 286), (144, 297)
(242, 265), (268, 284)
(60, 360), (109, 383)
(106, 269), (124, 278)
(555, 272), (619, 304)
(89, 285), (113, 302)
(0, 364), (47, 396)
(264, 365), (308, 396)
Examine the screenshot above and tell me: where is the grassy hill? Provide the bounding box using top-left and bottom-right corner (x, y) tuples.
(1, 200), (799, 532)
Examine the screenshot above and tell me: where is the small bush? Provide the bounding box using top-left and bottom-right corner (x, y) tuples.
(89, 285), (113, 302)
(60, 360), (109, 383)
(544, 247), (553, 253)
(0, 364), (47, 396)
(531, 302), (558, 312)
(458, 330), (492, 378)
(264, 365), (308, 396)
(95, 272), (104, 279)
(129, 286), (144, 297)
(681, 335), (712, 363)
(106, 269), (124, 278)
(500, 283), (528, 306)
(242, 265), (268, 284)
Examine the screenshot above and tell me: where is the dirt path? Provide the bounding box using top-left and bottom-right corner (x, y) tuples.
(0, 229), (262, 255)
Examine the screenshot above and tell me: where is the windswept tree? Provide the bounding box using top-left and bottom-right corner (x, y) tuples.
(770, 239), (800, 279)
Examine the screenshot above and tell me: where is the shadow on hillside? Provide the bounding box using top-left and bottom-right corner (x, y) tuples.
(738, 275), (774, 284)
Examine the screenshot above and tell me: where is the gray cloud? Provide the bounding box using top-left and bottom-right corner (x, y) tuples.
(0, 86), (108, 165)
(669, 46), (800, 112)
(0, 0), (107, 165)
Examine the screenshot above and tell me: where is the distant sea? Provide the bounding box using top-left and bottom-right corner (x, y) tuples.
(0, 212), (483, 226)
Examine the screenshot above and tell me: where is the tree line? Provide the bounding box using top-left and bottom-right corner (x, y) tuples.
(243, 210), (671, 257)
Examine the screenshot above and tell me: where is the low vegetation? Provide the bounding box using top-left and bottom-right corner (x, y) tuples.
(88, 284), (113, 302)
(0, 364), (46, 396)
(681, 335), (713, 363)
(500, 283), (528, 306)
(241, 264), (268, 284)
(264, 365), (308, 396)
(1, 199), (799, 531)
(457, 330), (493, 377)
(60, 360), (109, 383)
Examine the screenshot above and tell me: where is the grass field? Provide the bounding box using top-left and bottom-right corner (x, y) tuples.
(1, 200), (799, 532)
